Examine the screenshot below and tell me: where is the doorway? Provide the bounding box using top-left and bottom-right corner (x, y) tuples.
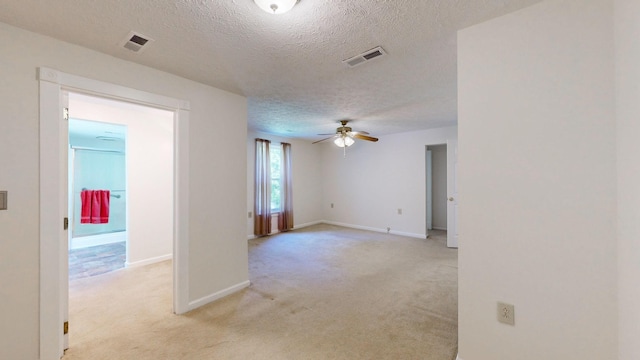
(426, 144), (448, 231)
(68, 119), (127, 280)
(64, 92), (175, 348)
(425, 141), (458, 248)
(38, 67), (191, 359)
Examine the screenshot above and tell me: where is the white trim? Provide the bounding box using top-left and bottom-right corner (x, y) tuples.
(38, 68), (190, 111)
(249, 220), (427, 240)
(186, 280), (251, 312)
(38, 67), (190, 359)
(247, 220), (325, 240)
(456, 354), (462, 360)
(323, 221), (427, 239)
(173, 104), (190, 315)
(293, 220), (323, 229)
(432, 226), (448, 231)
(446, 138), (458, 248)
(39, 76), (64, 360)
(125, 254), (173, 268)
(70, 231), (127, 249)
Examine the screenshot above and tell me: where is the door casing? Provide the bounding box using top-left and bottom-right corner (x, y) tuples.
(38, 67), (191, 359)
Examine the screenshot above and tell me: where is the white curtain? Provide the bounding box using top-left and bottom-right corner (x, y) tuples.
(278, 142), (294, 232)
(254, 139), (271, 236)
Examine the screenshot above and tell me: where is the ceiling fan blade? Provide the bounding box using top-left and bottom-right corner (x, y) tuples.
(352, 130), (370, 135)
(312, 135), (338, 144)
(317, 133), (337, 136)
(353, 133), (379, 142)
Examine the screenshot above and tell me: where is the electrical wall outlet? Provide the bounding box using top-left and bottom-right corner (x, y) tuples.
(331, 203), (334, 208)
(248, 211), (252, 218)
(397, 208), (402, 215)
(386, 227), (391, 233)
(497, 302), (515, 325)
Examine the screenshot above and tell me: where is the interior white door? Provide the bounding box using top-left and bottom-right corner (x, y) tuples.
(61, 92), (70, 351)
(426, 149), (433, 233)
(446, 141), (459, 248)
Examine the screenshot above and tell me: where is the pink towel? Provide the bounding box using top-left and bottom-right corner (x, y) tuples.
(90, 190), (101, 224)
(80, 190), (93, 224)
(90, 190), (111, 224)
(98, 190), (110, 224)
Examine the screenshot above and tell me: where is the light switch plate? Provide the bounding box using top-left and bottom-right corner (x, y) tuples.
(0, 191), (7, 210)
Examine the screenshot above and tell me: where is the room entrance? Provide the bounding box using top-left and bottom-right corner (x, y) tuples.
(38, 67), (191, 359)
(425, 141), (458, 248)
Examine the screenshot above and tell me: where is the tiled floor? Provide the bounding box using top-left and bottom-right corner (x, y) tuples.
(69, 242), (126, 281)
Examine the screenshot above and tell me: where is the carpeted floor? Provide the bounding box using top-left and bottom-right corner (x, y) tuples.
(65, 224), (458, 359)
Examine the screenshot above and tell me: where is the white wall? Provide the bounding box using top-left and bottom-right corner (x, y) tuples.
(458, 1), (616, 359)
(429, 145), (447, 230)
(615, 0), (640, 358)
(247, 131), (323, 237)
(69, 95), (174, 266)
(0, 21), (248, 359)
(321, 126), (457, 238)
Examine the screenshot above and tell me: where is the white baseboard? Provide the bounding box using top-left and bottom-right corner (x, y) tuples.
(323, 221), (427, 239)
(248, 220), (427, 240)
(248, 229), (281, 240)
(392, 229), (428, 239)
(70, 231), (127, 249)
(293, 220), (323, 229)
(456, 354), (462, 360)
(433, 226), (447, 231)
(248, 220), (324, 240)
(187, 280), (251, 312)
(125, 253), (172, 268)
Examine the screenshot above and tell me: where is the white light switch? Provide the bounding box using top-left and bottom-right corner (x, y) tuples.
(0, 191), (7, 210)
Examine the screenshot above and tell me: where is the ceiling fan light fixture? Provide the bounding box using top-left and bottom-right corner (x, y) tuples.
(334, 136), (354, 148)
(254, 0), (298, 14)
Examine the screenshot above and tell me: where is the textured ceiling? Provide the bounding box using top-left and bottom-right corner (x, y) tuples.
(0, 0), (541, 139)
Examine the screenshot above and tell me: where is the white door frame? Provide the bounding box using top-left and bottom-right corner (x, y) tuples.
(425, 149), (433, 231)
(38, 67), (190, 359)
(446, 139), (458, 248)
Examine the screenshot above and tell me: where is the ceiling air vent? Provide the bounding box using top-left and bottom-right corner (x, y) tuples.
(120, 31), (154, 53)
(342, 46), (387, 68)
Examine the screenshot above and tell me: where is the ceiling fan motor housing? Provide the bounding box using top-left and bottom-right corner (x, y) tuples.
(338, 126), (352, 134)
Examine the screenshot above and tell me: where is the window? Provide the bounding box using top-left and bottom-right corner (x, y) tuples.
(270, 146), (281, 212)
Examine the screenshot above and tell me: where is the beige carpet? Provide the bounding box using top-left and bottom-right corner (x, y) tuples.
(64, 224), (458, 360)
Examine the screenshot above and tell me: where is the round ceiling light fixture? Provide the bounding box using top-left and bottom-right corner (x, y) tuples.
(254, 0), (298, 14)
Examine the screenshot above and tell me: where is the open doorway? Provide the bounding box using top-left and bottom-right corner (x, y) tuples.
(38, 66), (191, 359)
(426, 144), (448, 237)
(68, 92), (175, 268)
(425, 141), (458, 248)
(68, 119), (127, 280)
(64, 92), (175, 350)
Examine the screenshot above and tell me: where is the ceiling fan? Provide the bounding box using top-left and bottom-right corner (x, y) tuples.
(312, 120), (379, 148)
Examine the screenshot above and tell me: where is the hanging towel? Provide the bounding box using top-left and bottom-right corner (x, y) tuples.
(80, 190), (93, 224)
(90, 190), (101, 224)
(98, 190), (110, 224)
(90, 190), (110, 224)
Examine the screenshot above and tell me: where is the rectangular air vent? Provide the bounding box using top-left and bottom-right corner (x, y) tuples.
(342, 46), (387, 68)
(120, 31), (154, 53)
